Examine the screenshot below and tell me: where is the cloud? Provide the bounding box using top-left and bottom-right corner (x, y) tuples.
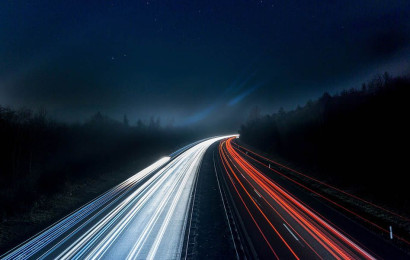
(225, 70), (257, 94)
(228, 82), (265, 106)
(179, 104), (218, 126)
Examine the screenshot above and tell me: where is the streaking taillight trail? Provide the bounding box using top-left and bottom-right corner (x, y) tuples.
(219, 137), (376, 259)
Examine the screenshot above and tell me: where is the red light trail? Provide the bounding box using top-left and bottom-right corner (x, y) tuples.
(219, 137), (377, 259)
(231, 141), (410, 246)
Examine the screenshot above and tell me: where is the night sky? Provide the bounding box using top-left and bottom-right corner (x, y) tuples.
(1, 0), (409, 130)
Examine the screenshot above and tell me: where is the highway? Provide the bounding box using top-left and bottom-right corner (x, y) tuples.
(217, 137), (408, 259)
(1, 136), (233, 260)
(2, 135), (408, 259)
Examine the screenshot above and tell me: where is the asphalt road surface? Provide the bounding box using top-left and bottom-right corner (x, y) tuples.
(217, 137), (409, 259)
(2, 135), (408, 259)
(1, 136), (233, 260)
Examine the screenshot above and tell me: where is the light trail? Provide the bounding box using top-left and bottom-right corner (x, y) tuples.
(4, 134), (400, 259)
(1, 157), (170, 260)
(1, 136), (235, 260)
(219, 137), (377, 259)
(232, 141), (410, 246)
(234, 142), (410, 222)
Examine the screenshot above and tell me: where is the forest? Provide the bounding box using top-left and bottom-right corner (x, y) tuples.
(0, 110), (199, 220)
(240, 73), (410, 213)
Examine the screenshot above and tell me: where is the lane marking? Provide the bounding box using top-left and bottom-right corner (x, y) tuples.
(254, 189), (262, 198)
(252, 196), (262, 207)
(283, 223), (299, 241)
(213, 152), (240, 260)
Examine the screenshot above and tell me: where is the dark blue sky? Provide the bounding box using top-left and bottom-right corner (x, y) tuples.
(1, 0), (409, 129)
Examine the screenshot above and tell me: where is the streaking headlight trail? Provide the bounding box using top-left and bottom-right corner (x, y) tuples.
(2, 136), (235, 260)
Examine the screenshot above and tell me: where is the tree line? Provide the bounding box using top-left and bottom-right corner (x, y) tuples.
(0, 109), (198, 219)
(239, 73), (410, 213)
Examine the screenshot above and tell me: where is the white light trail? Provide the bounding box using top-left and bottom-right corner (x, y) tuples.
(1, 135), (236, 260)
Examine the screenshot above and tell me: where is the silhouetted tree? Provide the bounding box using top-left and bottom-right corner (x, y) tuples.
(0, 108), (200, 220)
(278, 107), (285, 116)
(239, 74), (410, 213)
(123, 114), (129, 127)
(247, 106), (261, 122)
(137, 119), (144, 129)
